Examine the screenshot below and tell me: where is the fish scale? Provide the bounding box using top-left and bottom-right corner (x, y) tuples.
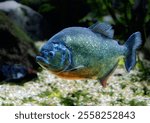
(36, 22), (142, 87)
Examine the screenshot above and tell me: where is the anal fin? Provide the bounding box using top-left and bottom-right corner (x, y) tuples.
(99, 62), (118, 88)
(100, 76), (109, 88)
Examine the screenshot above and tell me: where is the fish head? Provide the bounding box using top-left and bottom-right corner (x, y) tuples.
(36, 41), (71, 72)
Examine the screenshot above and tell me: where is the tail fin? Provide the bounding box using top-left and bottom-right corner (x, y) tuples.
(124, 32), (142, 72)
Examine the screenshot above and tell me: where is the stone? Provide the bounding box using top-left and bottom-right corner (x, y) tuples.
(0, 0), (43, 40)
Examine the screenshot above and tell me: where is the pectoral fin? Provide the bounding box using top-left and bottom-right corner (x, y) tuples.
(65, 65), (85, 72)
(57, 65), (85, 74)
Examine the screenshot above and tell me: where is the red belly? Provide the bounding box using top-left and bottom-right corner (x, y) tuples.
(51, 69), (96, 80)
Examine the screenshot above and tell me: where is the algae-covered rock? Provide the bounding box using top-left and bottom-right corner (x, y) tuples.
(0, 0), (43, 40)
(0, 11), (38, 70)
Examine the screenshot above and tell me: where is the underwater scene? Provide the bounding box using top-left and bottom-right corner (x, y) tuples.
(0, 0), (150, 106)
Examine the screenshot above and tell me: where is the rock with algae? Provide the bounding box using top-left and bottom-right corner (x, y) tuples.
(0, 11), (38, 71)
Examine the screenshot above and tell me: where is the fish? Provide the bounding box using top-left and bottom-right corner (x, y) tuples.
(36, 22), (142, 87)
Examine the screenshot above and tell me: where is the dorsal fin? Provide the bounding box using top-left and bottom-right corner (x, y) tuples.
(89, 22), (114, 38)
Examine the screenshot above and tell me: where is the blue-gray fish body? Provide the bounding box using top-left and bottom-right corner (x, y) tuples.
(36, 22), (142, 87)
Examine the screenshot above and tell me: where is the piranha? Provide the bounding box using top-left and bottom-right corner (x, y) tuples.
(36, 22), (142, 87)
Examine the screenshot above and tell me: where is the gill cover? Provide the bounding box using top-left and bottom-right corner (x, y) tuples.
(36, 42), (73, 72)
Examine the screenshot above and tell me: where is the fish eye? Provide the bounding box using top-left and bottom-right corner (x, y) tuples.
(49, 52), (53, 56)
(49, 51), (54, 57)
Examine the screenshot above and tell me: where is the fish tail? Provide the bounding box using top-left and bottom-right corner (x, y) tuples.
(124, 32), (142, 72)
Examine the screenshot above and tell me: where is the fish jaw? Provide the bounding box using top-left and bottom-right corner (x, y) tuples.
(36, 56), (50, 68)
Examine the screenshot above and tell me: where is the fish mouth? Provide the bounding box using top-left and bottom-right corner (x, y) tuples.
(36, 56), (50, 66)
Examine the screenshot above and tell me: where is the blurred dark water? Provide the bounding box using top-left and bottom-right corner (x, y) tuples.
(26, 0), (90, 39)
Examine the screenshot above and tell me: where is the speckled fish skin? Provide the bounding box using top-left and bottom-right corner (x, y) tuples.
(36, 22), (142, 87)
(49, 27), (124, 78)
